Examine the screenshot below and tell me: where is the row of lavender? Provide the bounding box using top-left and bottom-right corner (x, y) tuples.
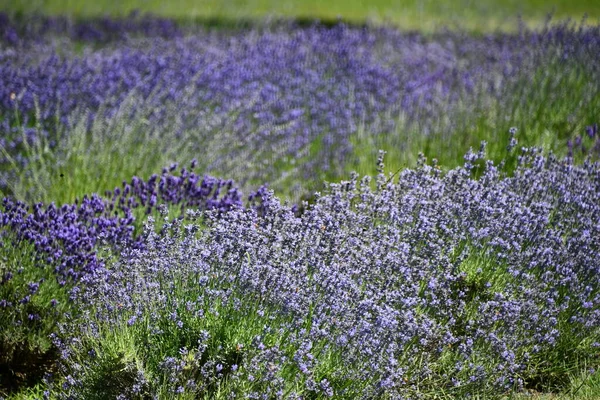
(2, 14), (600, 196)
(0, 14), (599, 397)
(2, 137), (599, 397)
(44, 143), (599, 398)
(0, 108), (597, 396)
(0, 12), (182, 45)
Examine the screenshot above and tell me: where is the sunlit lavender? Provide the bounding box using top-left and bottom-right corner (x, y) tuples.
(1, 12), (600, 399)
(46, 143), (600, 398)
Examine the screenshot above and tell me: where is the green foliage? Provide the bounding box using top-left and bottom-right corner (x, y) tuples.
(5, 0), (600, 33)
(0, 236), (73, 397)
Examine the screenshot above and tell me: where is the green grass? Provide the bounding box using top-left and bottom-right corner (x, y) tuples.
(4, 0), (600, 32)
(507, 366), (600, 398)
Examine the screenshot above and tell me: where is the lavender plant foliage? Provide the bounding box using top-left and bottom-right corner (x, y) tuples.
(0, 236), (71, 395)
(54, 143), (600, 398)
(1, 16), (599, 194)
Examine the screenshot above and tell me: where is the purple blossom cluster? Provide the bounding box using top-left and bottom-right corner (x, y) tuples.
(0, 161), (245, 284)
(2, 16), (599, 191)
(52, 144), (600, 398)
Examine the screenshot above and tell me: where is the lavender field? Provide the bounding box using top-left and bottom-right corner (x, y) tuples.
(0, 9), (600, 400)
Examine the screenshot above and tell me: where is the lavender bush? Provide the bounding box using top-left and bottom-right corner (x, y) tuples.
(1, 15), (599, 200)
(0, 160), (246, 282)
(41, 142), (600, 398)
(0, 161), (255, 396)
